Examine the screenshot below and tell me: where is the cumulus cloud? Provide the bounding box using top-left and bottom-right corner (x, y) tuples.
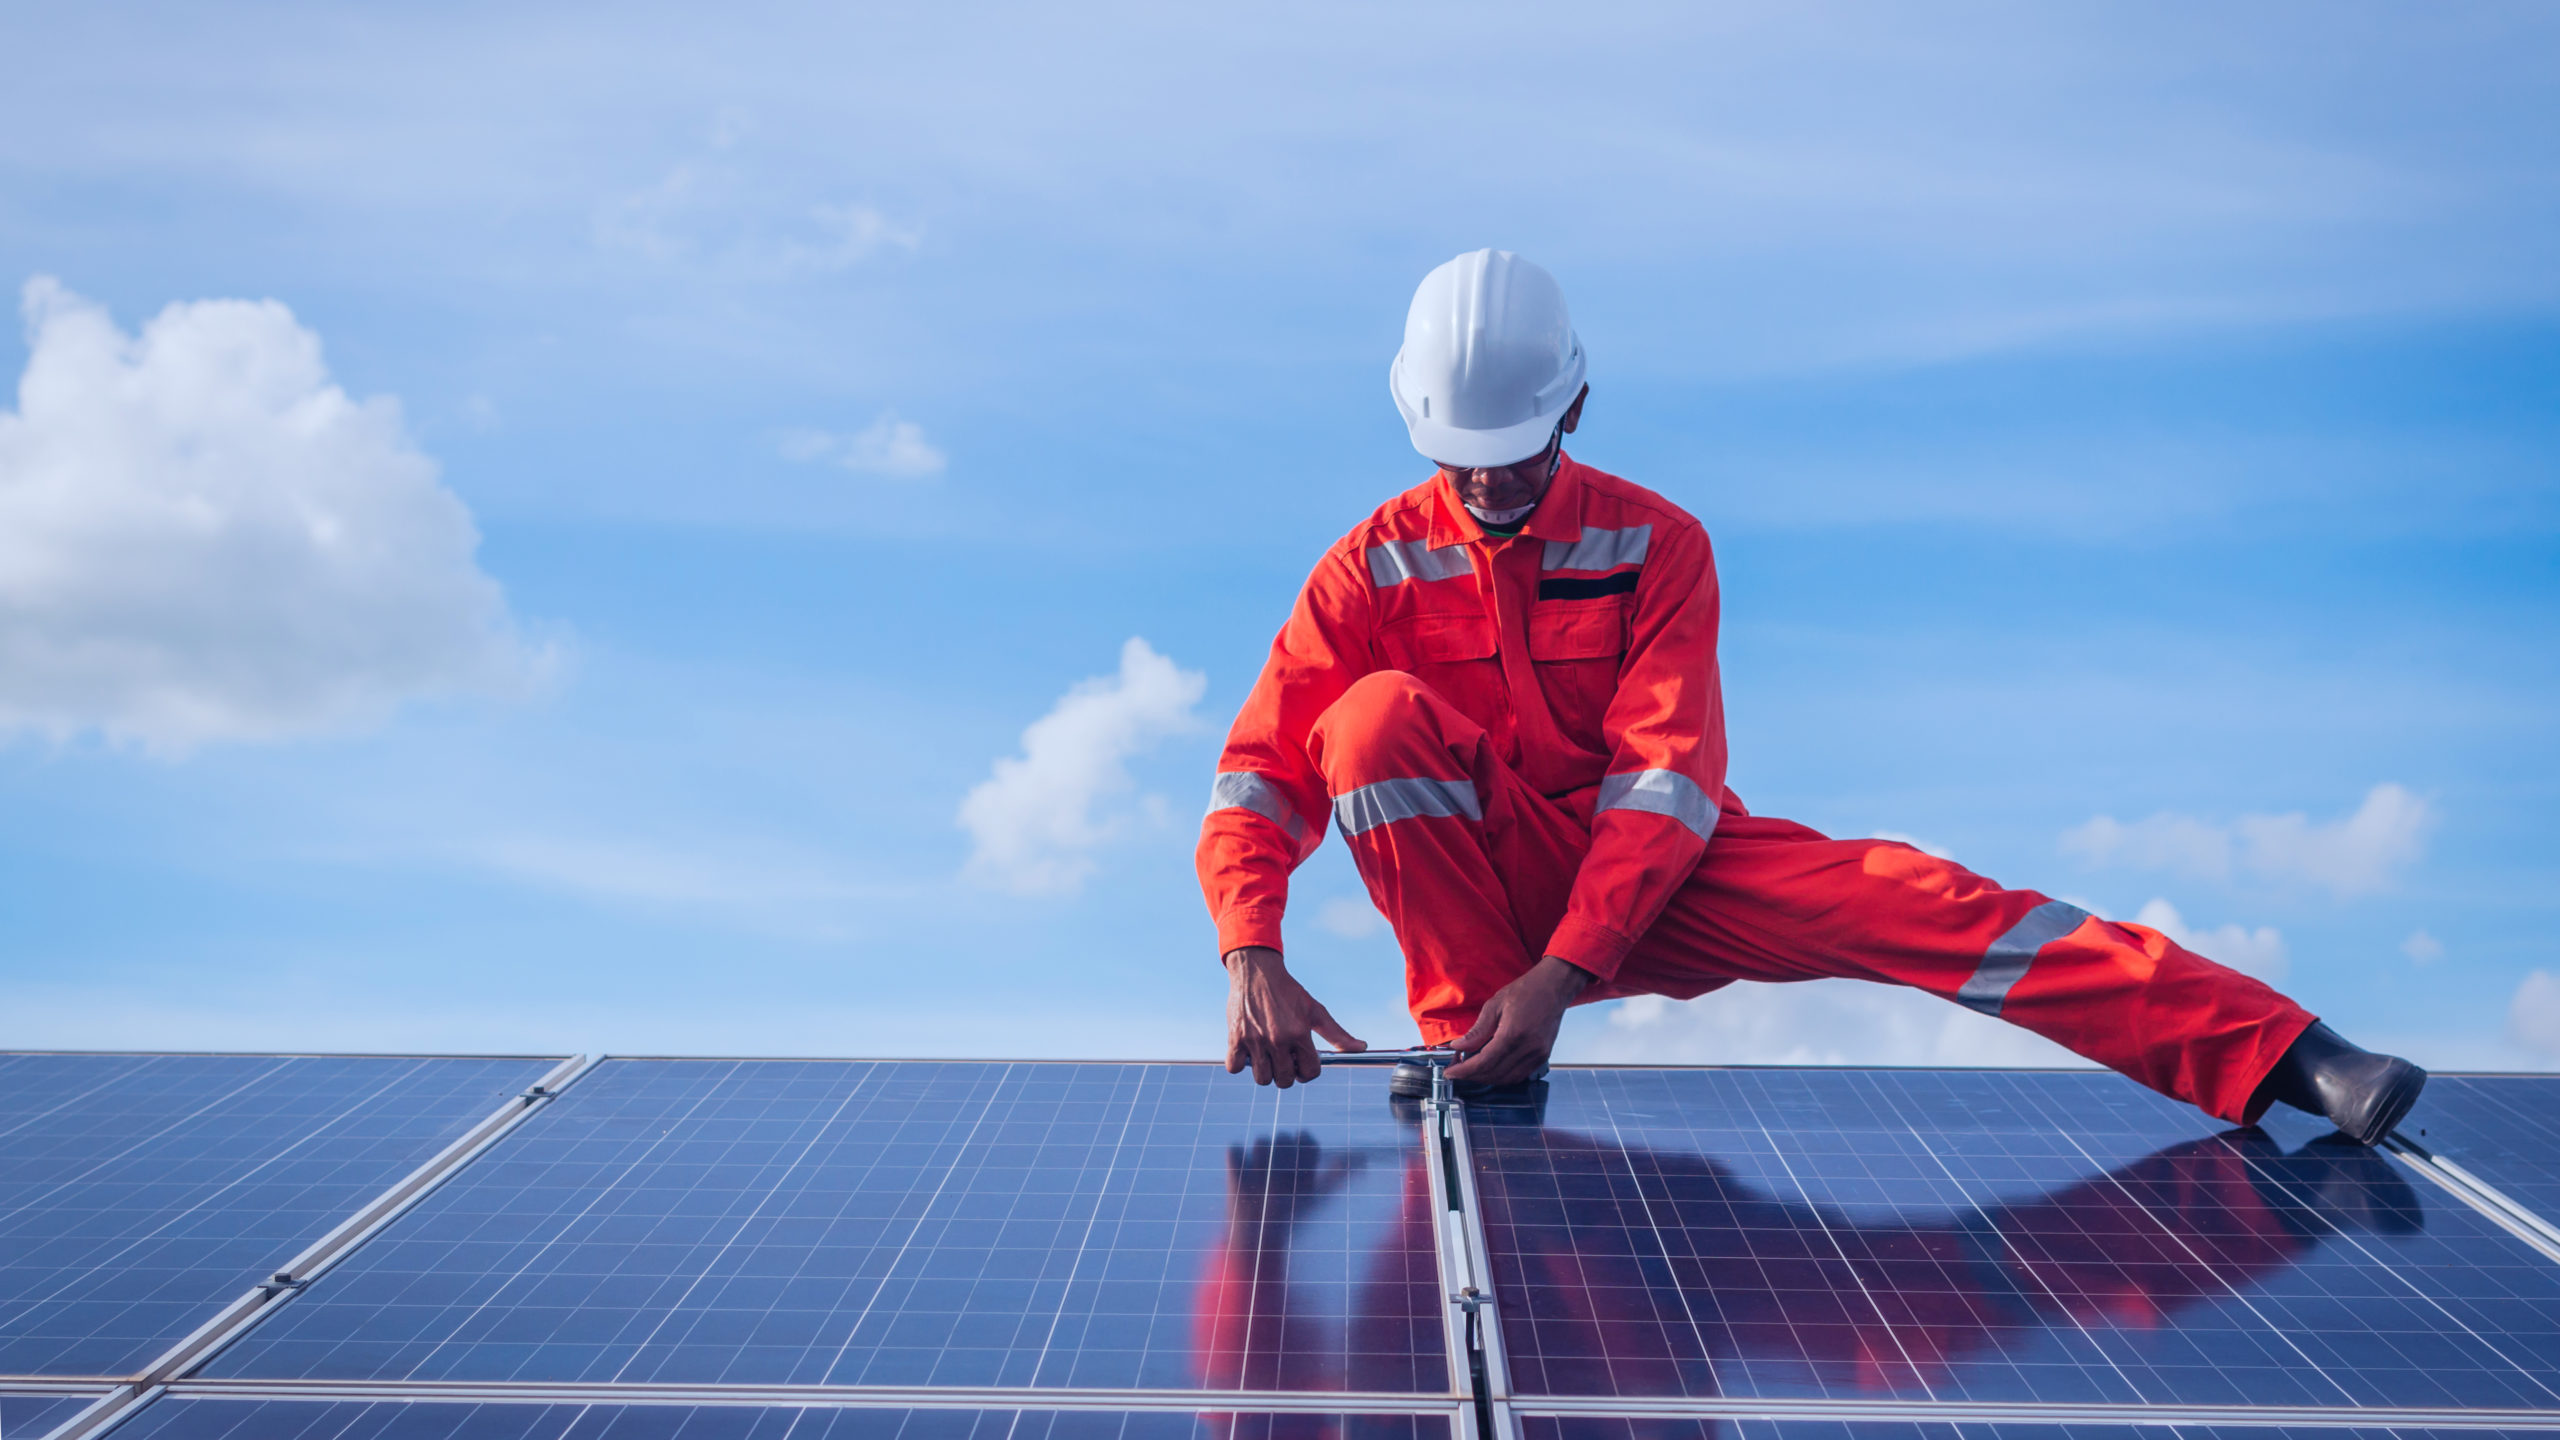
(0, 277), (545, 752)
(2061, 782), (2433, 898)
(2511, 972), (2560, 1058)
(779, 412), (946, 478)
(2402, 930), (2446, 965)
(959, 637), (1206, 895)
(2128, 898), (2287, 983)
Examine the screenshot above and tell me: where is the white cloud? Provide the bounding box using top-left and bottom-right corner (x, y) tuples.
(779, 412), (946, 478)
(0, 277), (545, 753)
(2511, 971), (2560, 1057)
(2129, 898), (2288, 984)
(2061, 782), (2433, 898)
(959, 637), (1206, 896)
(2401, 930), (2446, 965)
(1576, 982), (2085, 1068)
(1869, 830), (1953, 860)
(1316, 896), (1386, 940)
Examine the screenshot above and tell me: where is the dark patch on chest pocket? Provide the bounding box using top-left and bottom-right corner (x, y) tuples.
(1538, 570), (1639, 601)
(1378, 611), (1497, 670)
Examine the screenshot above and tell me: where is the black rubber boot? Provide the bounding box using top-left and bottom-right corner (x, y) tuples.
(2251, 1020), (2427, 1146)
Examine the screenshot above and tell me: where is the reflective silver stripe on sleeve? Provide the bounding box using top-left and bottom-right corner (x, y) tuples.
(1208, 771), (1306, 844)
(1333, 776), (1483, 837)
(1542, 524), (1652, 572)
(1954, 901), (2092, 1018)
(1366, 538), (1475, 587)
(1593, 768), (1717, 842)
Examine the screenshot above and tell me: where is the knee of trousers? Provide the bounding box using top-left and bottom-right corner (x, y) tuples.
(1309, 671), (1480, 792)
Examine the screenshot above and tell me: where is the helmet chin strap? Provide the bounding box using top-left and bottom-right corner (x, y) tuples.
(1463, 428), (1566, 525)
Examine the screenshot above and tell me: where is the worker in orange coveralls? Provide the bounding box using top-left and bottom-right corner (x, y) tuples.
(1198, 249), (2425, 1143)
(1190, 1124), (2414, 1408)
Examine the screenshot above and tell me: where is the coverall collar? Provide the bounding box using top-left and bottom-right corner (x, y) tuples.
(1429, 454), (1589, 549)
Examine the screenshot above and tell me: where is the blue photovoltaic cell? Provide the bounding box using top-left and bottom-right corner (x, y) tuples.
(111, 1398), (1449, 1440)
(0, 1053), (559, 1377)
(1515, 1414), (2560, 1424)
(1, 1391), (95, 1436)
(2402, 1075), (2560, 1225)
(1472, 1068), (2560, 1408)
(209, 1060), (1444, 1392)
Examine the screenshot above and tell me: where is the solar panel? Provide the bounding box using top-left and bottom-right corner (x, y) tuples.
(1469, 1068), (2560, 1409)
(0, 1390), (95, 1436)
(207, 1060), (1446, 1393)
(0, 1053), (559, 1378)
(2402, 1076), (2560, 1223)
(109, 1397), (1456, 1439)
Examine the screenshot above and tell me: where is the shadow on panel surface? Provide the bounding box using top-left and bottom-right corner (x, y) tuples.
(1516, 1422), (2560, 1440)
(207, 1060), (1446, 1393)
(1471, 1068), (2560, 1408)
(2403, 1076), (2560, 1224)
(112, 1397), (1453, 1439)
(0, 1054), (560, 1378)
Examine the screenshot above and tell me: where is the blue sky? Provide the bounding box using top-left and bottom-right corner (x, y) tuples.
(1, 2), (2553, 1069)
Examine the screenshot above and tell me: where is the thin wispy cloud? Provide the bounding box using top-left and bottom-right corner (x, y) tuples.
(778, 413), (947, 478)
(0, 278), (547, 753)
(959, 638), (1206, 896)
(2062, 782), (2434, 898)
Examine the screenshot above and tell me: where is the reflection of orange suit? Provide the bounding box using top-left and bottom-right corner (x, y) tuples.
(1198, 459), (2312, 1124)
(1195, 1128), (2368, 1409)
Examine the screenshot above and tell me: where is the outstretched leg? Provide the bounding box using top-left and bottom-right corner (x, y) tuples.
(1617, 813), (2321, 1125)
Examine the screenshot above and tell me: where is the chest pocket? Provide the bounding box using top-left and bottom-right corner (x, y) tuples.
(1378, 611), (1497, 670)
(1528, 600), (1628, 661)
(1528, 599), (1627, 749)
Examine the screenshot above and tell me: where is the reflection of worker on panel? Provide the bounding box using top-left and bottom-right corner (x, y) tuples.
(1199, 250), (2423, 1144)
(1192, 1127), (2416, 1400)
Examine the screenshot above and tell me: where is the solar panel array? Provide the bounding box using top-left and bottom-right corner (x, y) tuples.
(0, 1054), (2552, 1440)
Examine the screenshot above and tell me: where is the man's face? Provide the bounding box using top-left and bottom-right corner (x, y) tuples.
(1437, 430), (1560, 517)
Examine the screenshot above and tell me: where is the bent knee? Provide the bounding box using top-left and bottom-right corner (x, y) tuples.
(1310, 671), (1467, 786)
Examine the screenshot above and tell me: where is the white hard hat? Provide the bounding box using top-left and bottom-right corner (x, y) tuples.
(1388, 249), (1587, 468)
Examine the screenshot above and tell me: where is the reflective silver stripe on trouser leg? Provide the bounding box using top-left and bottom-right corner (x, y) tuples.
(1594, 768), (1718, 842)
(1208, 771), (1307, 849)
(1332, 776), (1482, 837)
(1956, 900), (2092, 1018)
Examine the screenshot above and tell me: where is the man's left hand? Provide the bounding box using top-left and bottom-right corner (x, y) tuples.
(1445, 956), (1591, 1085)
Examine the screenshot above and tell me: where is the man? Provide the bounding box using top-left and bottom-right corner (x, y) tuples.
(1198, 249), (2426, 1143)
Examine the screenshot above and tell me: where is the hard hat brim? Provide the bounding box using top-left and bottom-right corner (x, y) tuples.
(1400, 407), (1566, 469)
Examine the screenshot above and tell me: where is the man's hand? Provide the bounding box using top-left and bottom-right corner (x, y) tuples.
(1445, 956), (1591, 1086)
(1225, 946), (1367, 1087)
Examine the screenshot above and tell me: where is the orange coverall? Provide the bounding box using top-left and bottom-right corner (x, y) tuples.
(1196, 458), (2314, 1124)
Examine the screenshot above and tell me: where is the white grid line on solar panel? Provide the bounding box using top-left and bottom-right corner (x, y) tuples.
(2405, 1079), (2560, 1231)
(0, 1389), (96, 1436)
(1468, 1068), (2560, 1410)
(0, 1055), (559, 1378)
(102, 1395), (1462, 1440)
(203, 1060), (1446, 1395)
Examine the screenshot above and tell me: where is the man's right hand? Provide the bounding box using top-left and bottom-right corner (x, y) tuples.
(1224, 946), (1367, 1087)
